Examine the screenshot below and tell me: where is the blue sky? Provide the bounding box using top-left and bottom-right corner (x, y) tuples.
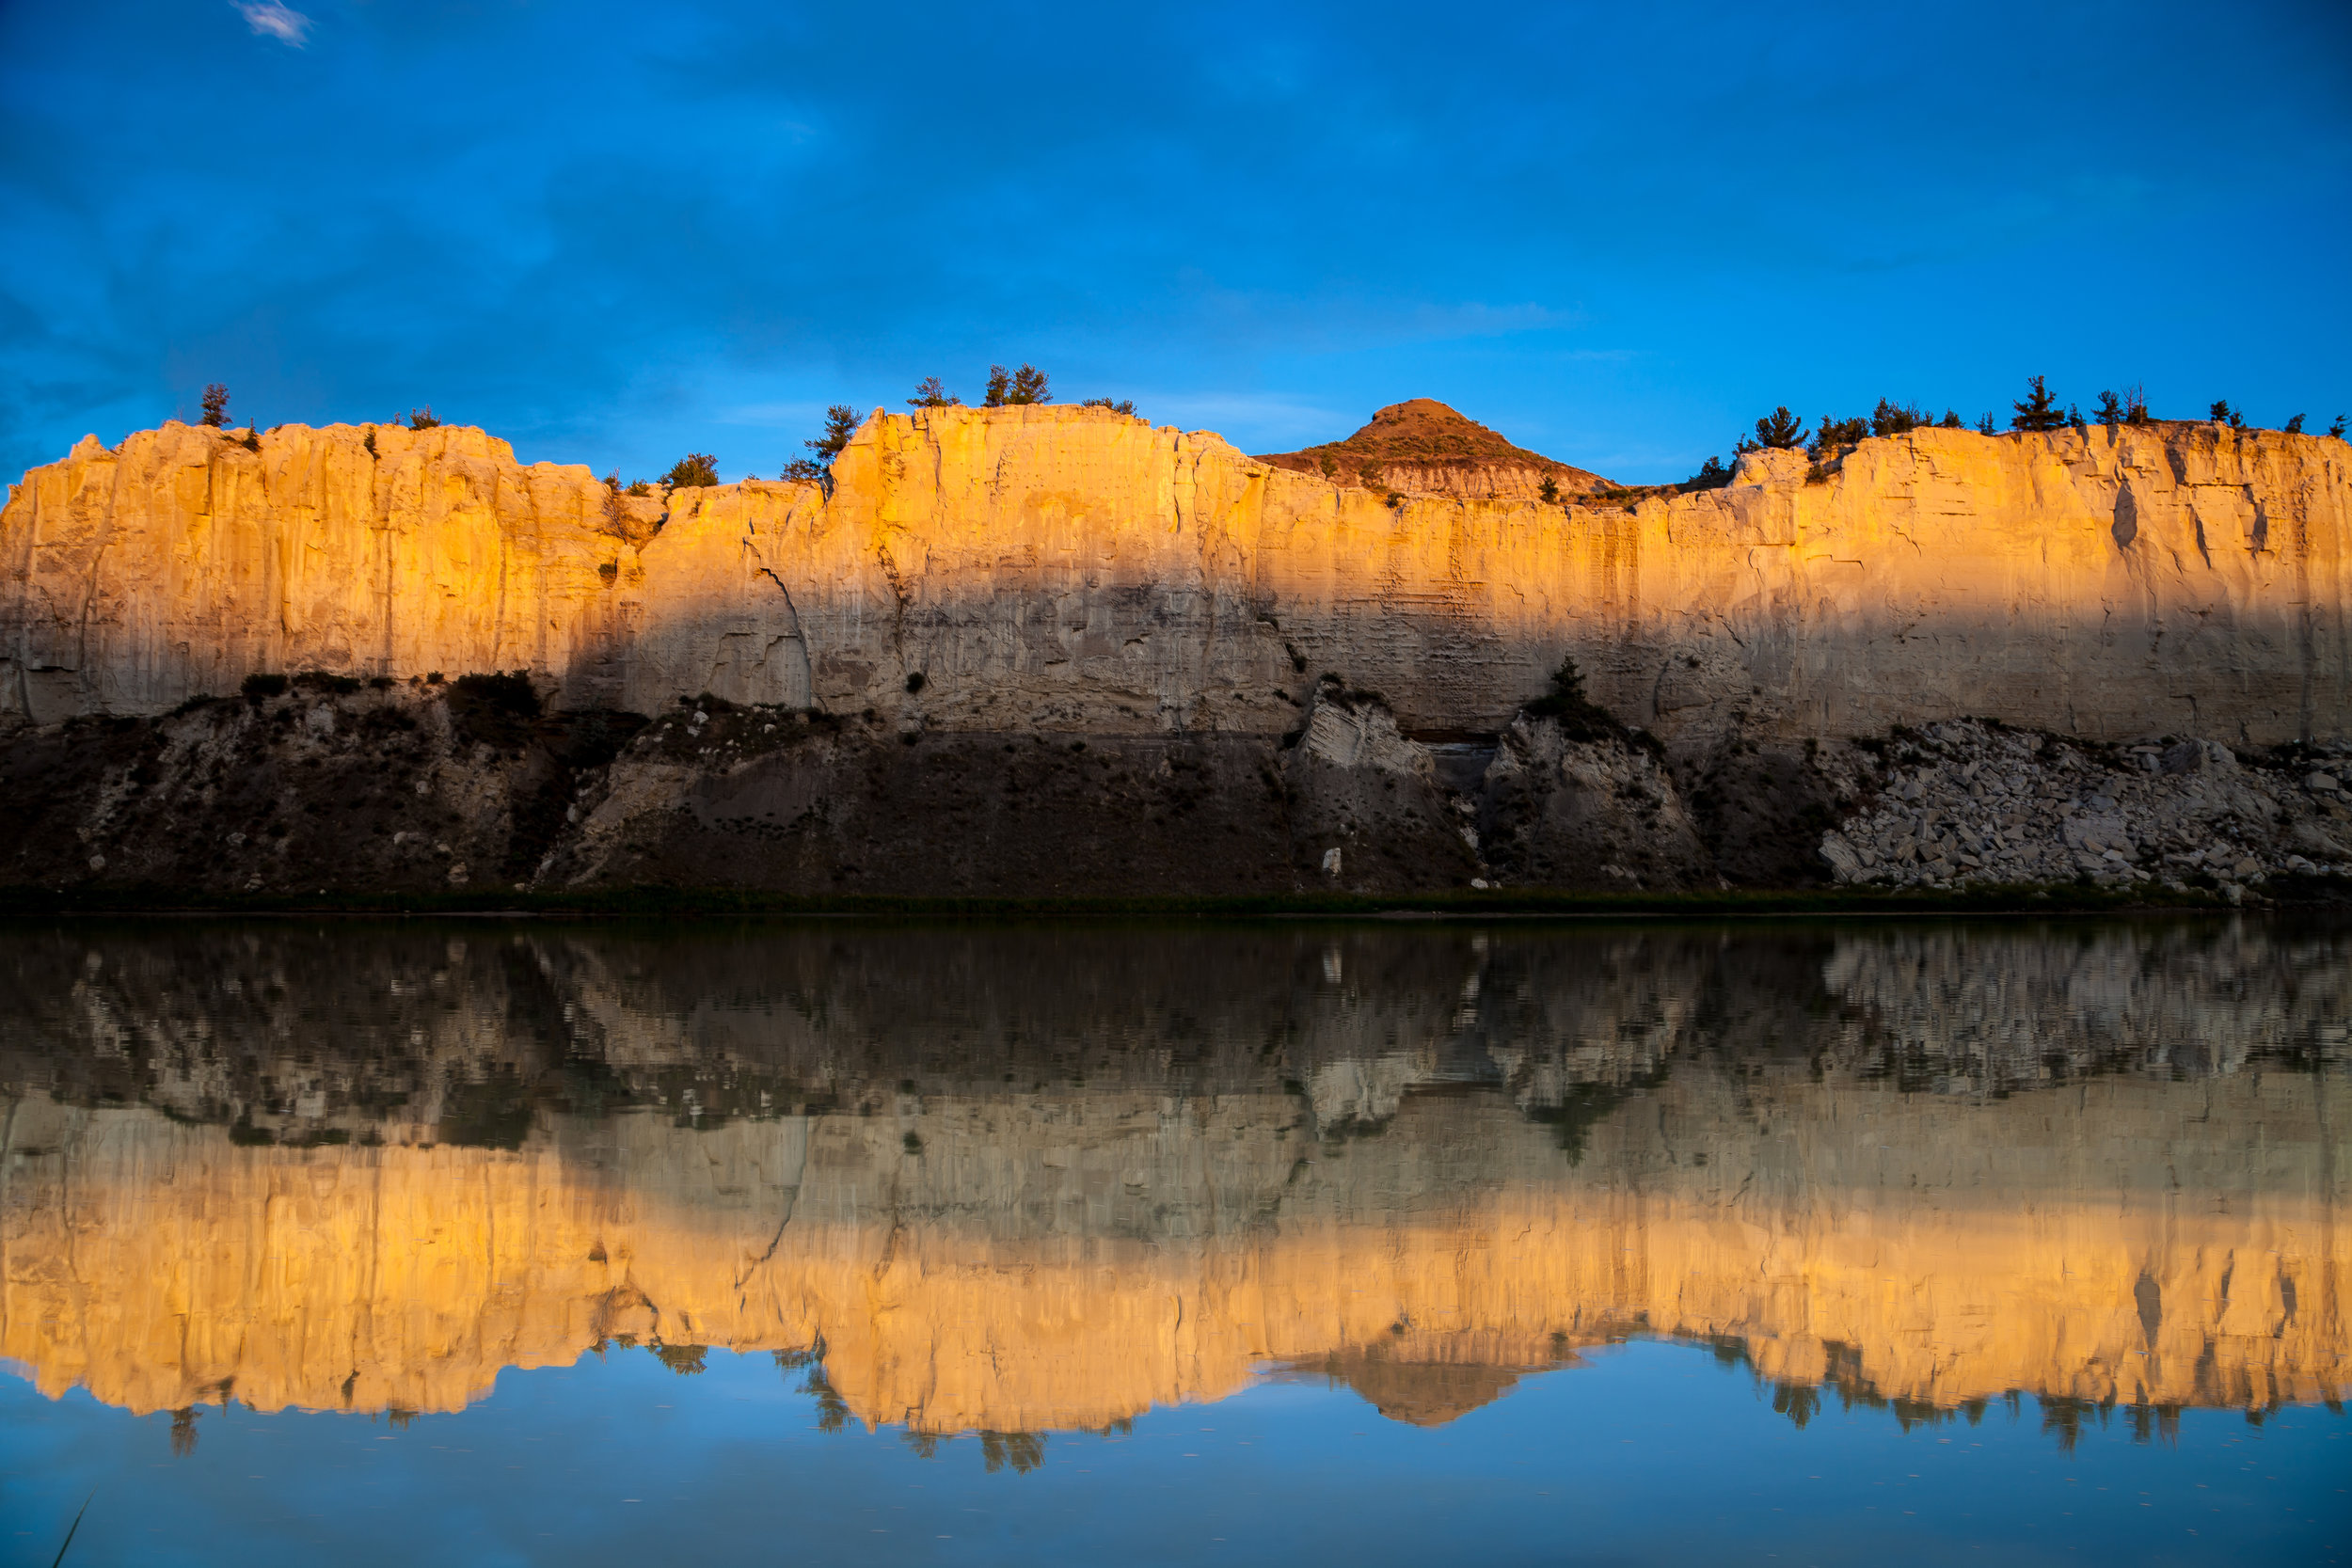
(3, 1), (2347, 486)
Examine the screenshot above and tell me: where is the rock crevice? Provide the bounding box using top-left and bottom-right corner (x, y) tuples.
(6, 408), (2346, 750)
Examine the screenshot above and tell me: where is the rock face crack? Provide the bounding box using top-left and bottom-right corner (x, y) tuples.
(5, 413), (2345, 749)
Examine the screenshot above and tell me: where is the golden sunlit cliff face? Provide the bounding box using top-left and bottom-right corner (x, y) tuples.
(2, 922), (2344, 1436)
(6, 407), (2347, 747)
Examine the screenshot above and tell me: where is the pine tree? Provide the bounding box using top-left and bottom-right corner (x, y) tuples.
(2010, 376), (2065, 432)
(2284, 414), (2306, 435)
(1750, 406), (1806, 450)
(981, 364), (1052, 407)
(1812, 415), (1868, 456)
(1683, 455), (1732, 490)
(2329, 415), (2347, 439)
(2208, 399), (2242, 428)
(660, 453), (719, 487)
(907, 376), (961, 408)
(783, 404), (861, 483)
(1869, 399), (1928, 437)
(2094, 390), (2124, 427)
(200, 384), (230, 427)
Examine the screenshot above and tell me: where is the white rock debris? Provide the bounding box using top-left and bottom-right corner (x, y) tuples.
(1820, 721), (2352, 895)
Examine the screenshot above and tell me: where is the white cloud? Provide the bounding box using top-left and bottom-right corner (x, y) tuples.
(232, 1), (312, 46)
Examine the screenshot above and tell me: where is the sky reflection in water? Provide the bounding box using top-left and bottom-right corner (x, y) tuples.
(1, 918), (2347, 1564)
(7, 1344), (2344, 1566)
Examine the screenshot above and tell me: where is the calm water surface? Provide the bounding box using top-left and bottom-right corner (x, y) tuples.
(1, 918), (2345, 1565)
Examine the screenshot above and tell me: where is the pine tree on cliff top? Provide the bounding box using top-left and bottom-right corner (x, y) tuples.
(1869, 399), (1930, 437)
(200, 384), (229, 427)
(812, 404), (859, 461)
(1737, 406), (1805, 452)
(907, 376), (961, 408)
(983, 364), (1051, 406)
(783, 404), (861, 483)
(2010, 375), (2066, 432)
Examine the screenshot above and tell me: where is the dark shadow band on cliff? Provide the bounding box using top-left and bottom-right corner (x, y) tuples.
(0, 880), (2268, 917)
(15, 661), (2345, 907)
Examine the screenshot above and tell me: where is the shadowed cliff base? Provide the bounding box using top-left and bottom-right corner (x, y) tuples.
(5, 676), (2348, 906)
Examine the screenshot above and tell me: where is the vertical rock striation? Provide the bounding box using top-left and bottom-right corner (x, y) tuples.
(6, 408), (2347, 748)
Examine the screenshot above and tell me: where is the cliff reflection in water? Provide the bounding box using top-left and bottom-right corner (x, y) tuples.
(1, 920), (2344, 1441)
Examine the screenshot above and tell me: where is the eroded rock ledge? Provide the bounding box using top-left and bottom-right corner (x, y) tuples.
(6, 406), (2347, 748)
(5, 403), (2349, 895)
(0, 674), (1728, 895)
(5, 672), (2347, 896)
(1821, 719), (2352, 898)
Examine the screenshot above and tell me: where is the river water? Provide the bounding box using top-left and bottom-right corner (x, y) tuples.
(1, 917), (2345, 1564)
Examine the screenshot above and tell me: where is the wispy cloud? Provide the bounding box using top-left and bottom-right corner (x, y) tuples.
(232, 1), (311, 46)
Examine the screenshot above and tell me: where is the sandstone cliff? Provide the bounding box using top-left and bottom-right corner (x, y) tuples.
(8, 404), (2350, 895)
(8, 406), (2348, 750)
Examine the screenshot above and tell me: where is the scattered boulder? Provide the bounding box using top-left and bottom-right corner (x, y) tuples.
(1477, 715), (1709, 891)
(1818, 720), (2352, 895)
(1280, 680), (1479, 892)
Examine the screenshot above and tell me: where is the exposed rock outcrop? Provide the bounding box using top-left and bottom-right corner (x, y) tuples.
(7, 408), (2347, 750)
(1819, 718), (2352, 895)
(0, 674), (1729, 895)
(1254, 397), (1610, 500)
(1477, 715), (1709, 889)
(7, 404), (2349, 895)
